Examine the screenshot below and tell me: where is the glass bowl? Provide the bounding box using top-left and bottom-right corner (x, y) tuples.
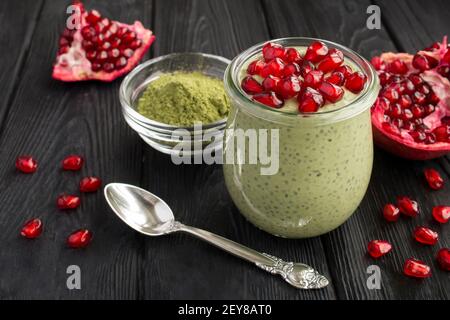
(119, 52), (231, 156)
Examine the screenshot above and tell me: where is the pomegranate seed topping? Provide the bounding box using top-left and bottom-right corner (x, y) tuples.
(396, 196), (419, 217)
(262, 42), (286, 62)
(298, 87), (324, 113)
(57, 194), (81, 210)
(413, 226), (438, 245)
(335, 65), (353, 78)
(20, 218), (43, 239)
(432, 206), (450, 224)
(367, 240), (392, 258)
(67, 229), (93, 249)
(317, 49), (344, 73)
(241, 76), (264, 95)
(325, 71), (345, 86)
(16, 156), (38, 173)
(62, 155), (84, 171)
(284, 48), (302, 63)
(86, 10), (102, 25)
(412, 53), (438, 71)
(403, 258), (431, 278)
(247, 60), (265, 75)
(300, 60), (315, 77)
(277, 76), (302, 99)
(304, 41), (328, 63)
(282, 63), (301, 77)
(262, 75), (281, 92)
(383, 203), (400, 222)
(345, 71), (367, 93)
(260, 58), (285, 78)
(424, 168), (444, 190)
(80, 176), (102, 193)
(370, 56), (383, 70)
(252, 92), (284, 108)
(318, 81), (344, 103)
(387, 59), (408, 75)
(436, 248), (450, 271)
(304, 70), (324, 89)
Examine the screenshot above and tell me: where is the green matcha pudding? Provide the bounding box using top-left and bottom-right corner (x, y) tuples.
(223, 38), (380, 238)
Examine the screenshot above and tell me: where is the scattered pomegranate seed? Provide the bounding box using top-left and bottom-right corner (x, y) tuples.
(300, 60), (315, 78)
(247, 59), (265, 75)
(403, 258), (431, 278)
(277, 76), (302, 99)
(262, 75), (281, 92)
(284, 48), (302, 63)
(16, 156), (38, 173)
(62, 155), (84, 171)
(432, 206), (450, 224)
(336, 65), (353, 78)
(260, 58), (285, 78)
(304, 70), (324, 89)
(367, 240), (392, 258)
(282, 63), (301, 77)
(252, 92), (284, 108)
(383, 203), (400, 222)
(80, 176), (102, 193)
(413, 226), (438, 245)
(20, 218), (43, 239)
(304, 41), (329, 63)
(57, 194), (81, 210)
(345, 71), (367, 93)
(396, 196), (419, 217)
(298, 87), (324, 113)
(424, 168), (444, 190)
(67, 229), (93, 249)
(241, 76), (264, 95)
(317, 49), (344, 73)
(262, 43), (286, 62)
(436, 248), (450, 271)
(325, 71), (345, 86)
(318, 81), (344, 103)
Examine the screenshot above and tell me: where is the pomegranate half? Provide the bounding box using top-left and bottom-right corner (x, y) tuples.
(371, 37), (450, 160)
(52, 2), (155, 82)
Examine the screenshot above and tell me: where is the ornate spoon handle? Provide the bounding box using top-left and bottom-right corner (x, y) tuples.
(174, 222), (329, 289)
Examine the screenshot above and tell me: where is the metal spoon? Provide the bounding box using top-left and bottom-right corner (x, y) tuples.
(104, 183), (329, 289)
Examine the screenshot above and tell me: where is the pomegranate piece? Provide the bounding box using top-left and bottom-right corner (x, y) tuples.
(424, 168), (444, 190)
(20, 218), (43, 239)
(318, 81), (344, 103)
(252, 92), (284, 108)
(304, 41), (329, 63)
(317, 49), (344, 73)
(436, 248), (450, 271)
(262, 42), (286, 62)
(57, 194), (81, 210)
(324, 71), (345, 86)
(260, 58), (285, 78)
(262, 75), (281, 92)
(382, 203), (400, 222)
(403, 258), (431, 278)
(80, 176), (102, 192)
(52, 2), (155, 82)
(432, 206), (450, 223)
(298, 87), (324, 113)
(16, 156), (38, 173)
(396, 196), (419, 217)
(277, 76), (302, 99)
(241, 76), (264, 95)
(284, 48), (302, 64)
(67, 229), (93, 249)
(367, 240), (392, 258)
(345, 71), (367, 93)
(413, 226), (438, 245)
(62, 155), (84, 171)
(247, 59), (265, 75)
(304, 70), (324, 89)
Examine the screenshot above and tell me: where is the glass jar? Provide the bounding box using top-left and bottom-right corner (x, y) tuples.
(223, 38), (380, 238)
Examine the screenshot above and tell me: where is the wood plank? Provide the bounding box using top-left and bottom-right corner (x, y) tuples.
(0, 0), (154, 299)
(141, 0), (335, 300)
(263, 0), (449, 299)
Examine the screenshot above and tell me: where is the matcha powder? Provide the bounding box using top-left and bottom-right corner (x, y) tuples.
(137, 72), (231, 126)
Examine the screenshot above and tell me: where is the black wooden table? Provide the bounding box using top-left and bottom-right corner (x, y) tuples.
(0, 0), (449, 300)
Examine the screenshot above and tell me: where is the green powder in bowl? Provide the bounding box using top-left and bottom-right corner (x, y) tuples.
(137, 71), (230, 126)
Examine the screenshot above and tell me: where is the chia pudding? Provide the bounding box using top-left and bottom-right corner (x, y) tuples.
(223, 38), (380, 238)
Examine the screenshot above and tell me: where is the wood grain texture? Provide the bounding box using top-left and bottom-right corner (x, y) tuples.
(263, 0), (449, 300)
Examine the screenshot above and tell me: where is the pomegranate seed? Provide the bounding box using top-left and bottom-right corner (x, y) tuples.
(282, 63), (301, 77)
(345, 71), (367, 93)
(416, 83), (430, 95)
(80, 176), (102, 193)
(403, 258), (431, 278)
(82, 40), (94, 51)
(85, 50), (97, 61)
(378, 72), (392, 86)
(121, 48), (134, 58)
(402, 120), (415, 131)
(399, 95), (412, 109)
(412, 91), (427, 105)
(57, 194), (81, 210)
(101, 41), (111, 50)
(300, 60), (315, 78)
(304, 70), (324, 89)
(262, 42), (286, 62)
(425, 132), (436, 145)
(94, 22), (106, 34)
(325, 71), (345, 86)
(115, 57), (128, 70)
(304, 41), (328, 63)
(411, 104), (424, 118)
(284, 48), (302, 63)
(387, 59), (408, 75)
(260, 58), (285, 78)
(318, 81), (344, 103)
(59, 37), (70, 47)
(96, 50), (108, 63)
(252, 92), (284, 108)
(423, 104), (435, 115)
(102, 62), (114, 73)
(109, 23), (119, 37)
(408, 74), (424, 86)
(378, 97), (391, 111)
(410, 130), (427, 143)
(247, 60), (265, 75)
(58, 46), (70, 55)
(382, 87), (399, 102)
(428, 91), (440, 105)
(390, 104), (402, 118)
(371, 56), (383, 70)
(86, 10), (102, 24)
(401, 108), (414, 121)
(436, 248), (450, 271)
(424, 168), (444, 190)
(317, 49), (344, 73)
(261, 76), (280, 93)
(91, 62), (102, 72)
(62, 155), (84, 171)
(396, 196), (419, 217)
(67, 229), (93, 249)
(277, 76), (302, 99)
(117, 27), (128, 38)
(130, 39), (142, 49)
(20, 218), (43, 239)
(382, 122), (401, 136)
(367, 240), (392, 258)
(433, 125), (450, 142)
(413, 226), (438, 245)
(336, 65), (353, 78)
(81, 26), (95, 39)
(432, 206), (450, 224)
(298, 87), (324, 113)
(92, 33), (105, 46)
(391, 118), (403, 129)
(437, 64), (450, 78)
(62, 29), (75, 41)
(241, 76), (264, 95)
(107, 48), (120, 61)
(16, 156), (37, 173)
(100, 17), (111, 30)
(412, 53), (438, 71)
(383, 203), (400, 222)
(111, 38), (122, 49)
(444, 50), (450, 64)
(402, 79), (415, 94)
